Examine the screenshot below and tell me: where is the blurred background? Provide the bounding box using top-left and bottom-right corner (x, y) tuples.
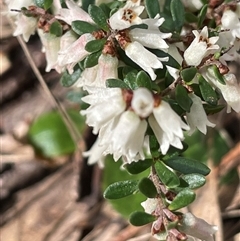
(1, 7), (240, 241)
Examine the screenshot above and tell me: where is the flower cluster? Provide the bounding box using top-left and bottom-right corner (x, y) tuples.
(5, 0), (240, 240)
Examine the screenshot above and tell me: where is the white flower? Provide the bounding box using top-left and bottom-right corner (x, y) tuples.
(178, 213), (218, 241)
(101, 111), (147, 163)
(57, 33), (94, 74)
(75, 54), (118, 88)
(184, 26), (219, 66)
(83, 137), (106, 168)
(221, 9), (240, 44)
(109, 1), (144, 30)
(141, 198), (158, 214)
(124, 41), (168, 80)
(149, 101), (189, 154)
(38, 29), (61, 72)
(56, 0), (94, 25)
(204, 69), (240, 113)
(186, 93), (215, 135)
(80, 88), (126, 134)
(180, 0), (203, 12)
(131, 88), (154, 118)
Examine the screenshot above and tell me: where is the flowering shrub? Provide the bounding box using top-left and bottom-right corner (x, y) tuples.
(5, 0), (240, 240)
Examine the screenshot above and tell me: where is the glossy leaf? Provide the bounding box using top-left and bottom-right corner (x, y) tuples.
(103, 180), (139, 199)
(106, 78), (130, 89)
(129, 211), (156, 226)
(124, 159), (153, 175)
(170, 0), (185, 33)
(136, 71), (152, 90)
(198, 4), (208, 28)
(84, 50), (102, 68)
(168, 189), (196, 210)
(210, 65), (226, 85)
(72, 20), (99, 35)
(182, 174), (206, 189)
(88, 4), (109, 31)
(28, 110), (86, 157)
(164, 157), (210, 176)
(34, 0), (53, 9)
(138, 177), (157, 198)
(180, 67), (197, 82)
(203, 104), (225, 115)
(155, 161), (180, 188)
(60, 68), (81, 87)
(144, 0), (160, 18)
(175, 85), (193, 112)
(124, 72), (138, 90)
(49, 21), (62, 37)
(198, 74), (218, 106)
(81, 0), (94, 12)
(185, 12), (198, 23)
(85, 38), (106, 53)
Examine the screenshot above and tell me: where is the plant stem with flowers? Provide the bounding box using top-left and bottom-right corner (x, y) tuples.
(5, 0), (240, 240)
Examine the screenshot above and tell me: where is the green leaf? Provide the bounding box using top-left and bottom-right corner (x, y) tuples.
(34, 0), (53, 9)
(106, 78), (130, 89)
(185, 12), (198, 23)
(103, 180), (139, 199)
(129, 211), (156, 226)
(175, 85), (193, 112)
(180, 67), (197, 83)
(144, 0), (160, 18)
(72, 20), (99, 35)
(203, 104), (225, 115)
(155, 161), (180, 188)
(136, 71), (152, 90)
(124, 72), (138, 90)
(85, 38), (106, 53)
(82, 0), (94, 12)
(124, 159), (153, 175)
(60, 68), (81, 87)
(170, 0), (185, 33)
(28, 110), (86, 158)
(149, 135), (160, 159)
(198, 74), (218, 106)
(49, 21), (63, 37)
(210, 65), (226, 85)
(182, 174), (206, 189)
(88, 4), (109, 31)
(138, 177), (157, 198)
(84, 50), (102, 68)
(168, 189), (196, 210)
(164, 157), (211, 176)
(197, 4), (208, 28)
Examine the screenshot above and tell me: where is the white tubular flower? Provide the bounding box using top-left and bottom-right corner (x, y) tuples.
(56, 0), (94, 25)
(57, 33), (94, 74)
(132, 88), (154, 118)
(80, 88), (126, 134)
(129, 28), (171, 51)
(221, 9), (240, 44)
(179, 213), (218, 241)
(102, 111), (147, 163)
(125, 41), (168, 80)
(204, 70), (240, 113)
(184, 26), (219, 66)
(75, 54), (118, 88)
(180, 0), (203, 12)
(83, 137), (106, 168)
(149, 101), (189, 154)
(186, 94), (215, 135)
(38, 29), (61, 72)
(109, 1), (144, 30)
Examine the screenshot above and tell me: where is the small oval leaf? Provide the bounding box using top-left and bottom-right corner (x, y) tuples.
(106, 78), (130, 89)
(103, 180), (139, 199)
(60, 67), (81, 87)
(164, 157), (211, 176)
(72, 20), (99, 35)
(124, 159), (153, 174)
(138, 178), (157, 198)
(49, 21), (63, 37)
(85, 38), (106, 53)
(168, 189), (196, 210)
(88, 4), (109, 31)
(84, 50), (102, 68)
(170, 0), (185, 33)
(136, 71), (152, 90)
(145, 0), (160, 18)
(175, 85), (193, 112)
(182, 174), (206, 189)
(180, 67), (197, 82)
(129, 211), (156, 226)
(155, 161), (180, 188)
(198, 4), (208, 28)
